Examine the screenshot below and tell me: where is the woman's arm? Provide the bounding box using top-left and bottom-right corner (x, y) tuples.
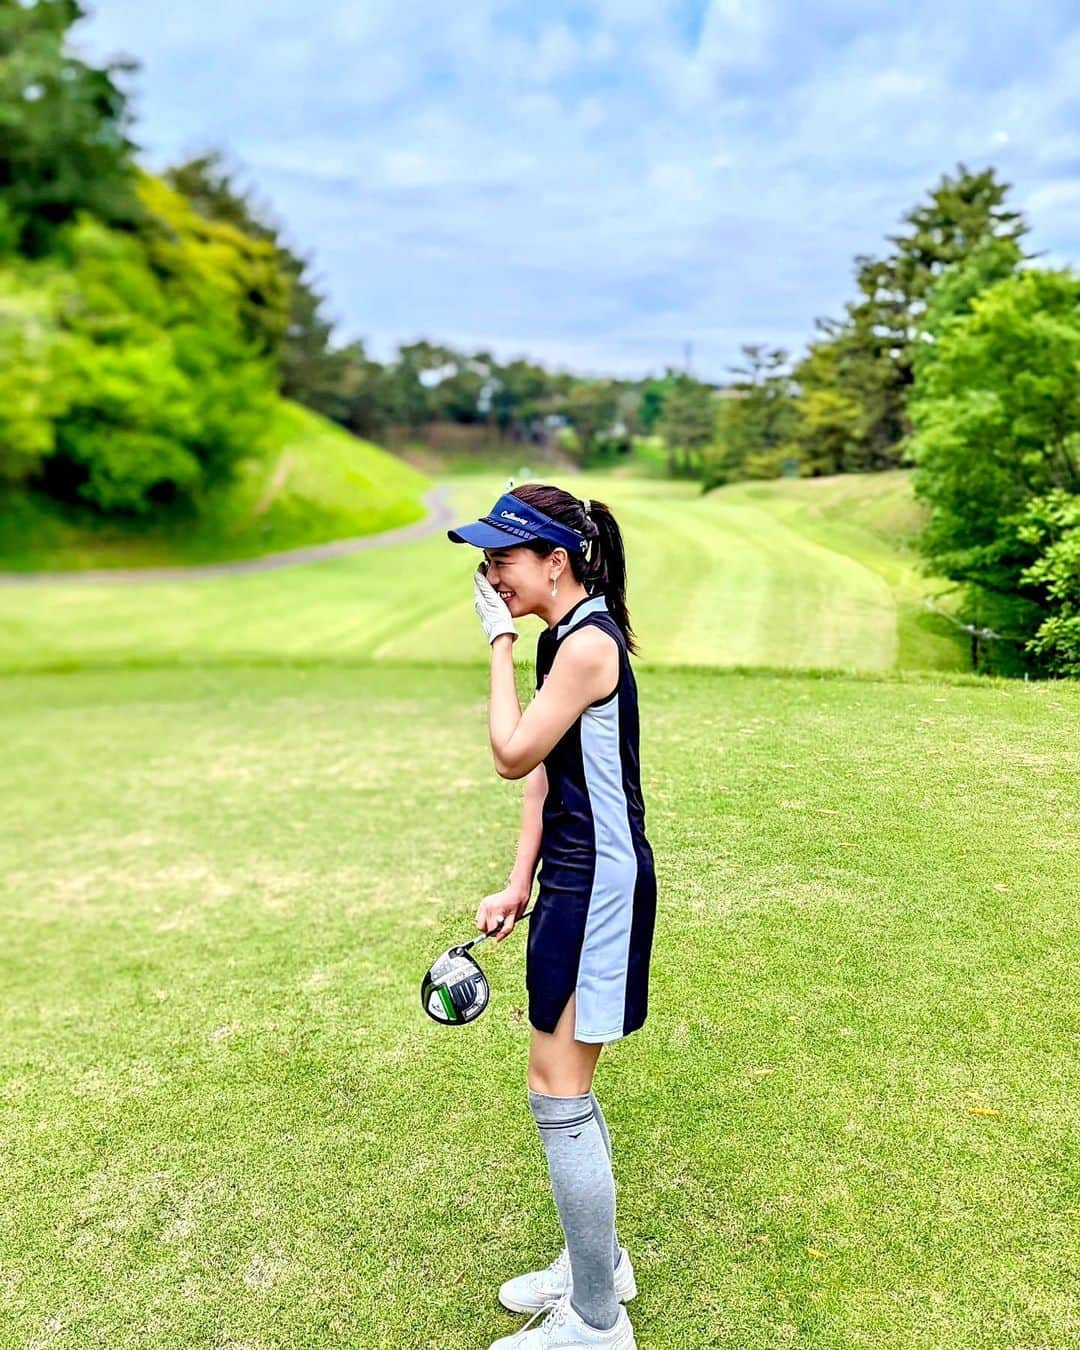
(477, 761), (547, 940)
(507, 762), (548, 903)
(488, 628), (617, 780)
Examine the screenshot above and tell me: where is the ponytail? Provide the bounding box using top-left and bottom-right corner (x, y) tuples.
(509, 483), (640, 657)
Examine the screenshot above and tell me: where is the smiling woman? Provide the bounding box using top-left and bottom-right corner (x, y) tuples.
(446, 482), (656, 1347)
(480, 547), (523, 610)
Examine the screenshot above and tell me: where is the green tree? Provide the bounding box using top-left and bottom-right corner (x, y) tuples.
(657, 374), (717, 477)
(0, 176), (278, 513)
(914, 233), (1026, 378)
(909, 266), (1080, 673)
(136, 172), (290, 363)
(788, 325), (862, 475)
(421, 346), (490, 424)
(706, 345), (795, 487)
(1016, 490), (1080, 675)
(0, 267), (74, 482)
(814, 165), (1030, 471)
(488, 358), (558, 431)
(321, 339), (392, 437)
(163, 149), (355, 415)
(0, 0), (143, 258)
(383, 341), (447, 430)
(562, 381), (619, 464)
(636, 377), (670, 434)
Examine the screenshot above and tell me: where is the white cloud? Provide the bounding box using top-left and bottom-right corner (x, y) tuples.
(1024, 180), (1080, 214)
(73, 0), (1080, 378)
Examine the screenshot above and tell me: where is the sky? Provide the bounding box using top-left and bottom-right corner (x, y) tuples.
(73, 1), (1080, 381)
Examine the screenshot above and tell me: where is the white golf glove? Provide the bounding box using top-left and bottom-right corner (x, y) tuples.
(473, 568), (518, 645)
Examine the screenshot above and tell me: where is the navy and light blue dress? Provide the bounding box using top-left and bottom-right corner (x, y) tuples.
(526, 592), (658, 1043)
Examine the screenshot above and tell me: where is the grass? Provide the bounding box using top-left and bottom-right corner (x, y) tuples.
(2, 458), (1075, 1345)
(0, 470), (966, 677)
(0, 400), (431, 571)
(387, 441), (567, 479)
(715, 471), (957, 672)
(1, 662), (1077, 1347)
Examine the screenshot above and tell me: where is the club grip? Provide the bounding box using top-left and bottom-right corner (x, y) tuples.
(465, 906), (535, 951)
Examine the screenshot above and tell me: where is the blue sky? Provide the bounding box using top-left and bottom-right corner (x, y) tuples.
(75, 1), (1080, 380)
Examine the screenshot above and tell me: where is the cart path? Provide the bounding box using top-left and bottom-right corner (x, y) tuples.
(0, 482), (456, 586)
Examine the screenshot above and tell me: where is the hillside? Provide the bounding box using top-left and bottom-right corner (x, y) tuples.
(0, 400), (430, 571)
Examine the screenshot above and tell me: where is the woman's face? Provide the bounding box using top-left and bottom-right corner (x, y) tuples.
(480, 545), (555, 616)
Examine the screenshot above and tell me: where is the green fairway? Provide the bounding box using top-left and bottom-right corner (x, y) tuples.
(1, 664), (1077, 1347)
(0, 469), (964, 676)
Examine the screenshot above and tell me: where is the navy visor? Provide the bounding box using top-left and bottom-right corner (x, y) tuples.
(447, 492), (587, 556)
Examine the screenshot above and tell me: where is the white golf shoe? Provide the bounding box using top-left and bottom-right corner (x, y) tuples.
(488, 1292), (637, 1348)
(498, 1246), (637, 1314)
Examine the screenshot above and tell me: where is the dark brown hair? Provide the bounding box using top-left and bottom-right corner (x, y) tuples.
(509, 483), (640, 657)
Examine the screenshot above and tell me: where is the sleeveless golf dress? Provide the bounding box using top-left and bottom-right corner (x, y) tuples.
(526, 592), (658, 1043)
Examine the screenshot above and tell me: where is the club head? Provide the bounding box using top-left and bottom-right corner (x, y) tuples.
(421, 945), (491, 1025)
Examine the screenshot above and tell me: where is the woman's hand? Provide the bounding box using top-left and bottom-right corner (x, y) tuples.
(476, 886), (529, 943)
(474, 568), (518, 646)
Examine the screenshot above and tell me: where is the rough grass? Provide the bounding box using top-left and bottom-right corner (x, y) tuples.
(1, 662), (1077, 1347)
(0, 400), (430, 571)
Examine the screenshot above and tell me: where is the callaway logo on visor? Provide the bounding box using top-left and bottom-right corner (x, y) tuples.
(447, 491), (587, 555)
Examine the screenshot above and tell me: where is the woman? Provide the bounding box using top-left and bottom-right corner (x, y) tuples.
(446, 483), (657, 1350)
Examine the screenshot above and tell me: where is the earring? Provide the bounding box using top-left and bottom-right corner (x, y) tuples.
(550, 576), (558, 597)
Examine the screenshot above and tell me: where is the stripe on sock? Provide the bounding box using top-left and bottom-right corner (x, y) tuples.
(535, 1109), (596, 1131)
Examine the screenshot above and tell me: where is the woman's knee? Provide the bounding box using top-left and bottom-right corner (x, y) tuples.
(526, 992), (601, 1095)
(527, 1060), (598, 1096)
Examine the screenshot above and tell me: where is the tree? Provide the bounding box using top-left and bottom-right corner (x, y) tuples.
(705, 345), (795, 487)
(788, 324), (862, 475)
(914, 233), (1025, 378)
(1016, 490), (1080, 676)
(0, 174), (278, 512)
(137, 171), (290, 363)
(562, 381), (619, 464)
(164, 148), (354, 416)
(0, 0), (143, 258)
(657, 374), (717, 477)
(636, 377), (669, 434)
(488, 358), (559, 431)
(908, 266), (1080, 674)
(812, 164), (1031, 471)
(382, 341), (448, 430)
(0, 266), (74, 483)
(325, 339), (392, 437)
(419, 346), (491, 424)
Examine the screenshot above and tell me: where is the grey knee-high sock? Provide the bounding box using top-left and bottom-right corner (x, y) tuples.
(589, 1091), (623, 1269)
(529, 1089), (620, 1332)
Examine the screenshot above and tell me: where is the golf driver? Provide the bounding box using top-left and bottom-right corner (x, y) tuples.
(421, 908), (535, 1025)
